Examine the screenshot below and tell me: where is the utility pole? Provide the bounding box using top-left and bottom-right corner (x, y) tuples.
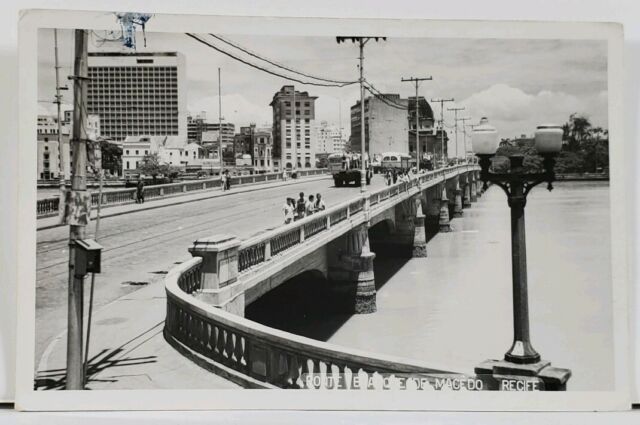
(447, 106), (465, 162)
(456, 116), (472, 162)
(401, 76), (432, 172)
(54, 29), (65, 195)
(218, 67), (223, 173)
(66, 28), (89, 390)
(292, 88), (297, 172)
(337, 36), (386, 192)
(430, 98), (454, 167)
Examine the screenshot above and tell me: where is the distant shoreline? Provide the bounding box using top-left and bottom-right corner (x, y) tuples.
(555, 173), (609, 181)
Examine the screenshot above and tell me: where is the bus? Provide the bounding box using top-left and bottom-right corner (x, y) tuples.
(327, 152), (372, 187)
(380, 152), (414, 172)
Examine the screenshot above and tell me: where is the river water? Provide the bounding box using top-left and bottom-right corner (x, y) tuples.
(246, 181), (613, 391)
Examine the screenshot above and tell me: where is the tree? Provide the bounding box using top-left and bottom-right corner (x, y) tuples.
(138, 153), (173, 183)
(99, 139), (122, 177)
(563, 114), (592, 152)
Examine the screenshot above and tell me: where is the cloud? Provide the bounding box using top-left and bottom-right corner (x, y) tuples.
(458, 84), (607, 139)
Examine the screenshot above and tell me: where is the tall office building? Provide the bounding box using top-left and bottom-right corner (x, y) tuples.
(187, 112), (235, 145)
(87, 52), (187, 142)
(270, 85), (318, 170)
(350, 94), (446, 160)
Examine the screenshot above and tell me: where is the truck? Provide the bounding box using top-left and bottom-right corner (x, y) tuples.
(327, 152), (372, 187)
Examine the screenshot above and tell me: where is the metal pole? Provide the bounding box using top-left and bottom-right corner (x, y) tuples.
(431, 98), (453, 167)
(84, 169), (103, 383)
(415, 81), (419, 172)
(54, 29), (65, 195)
(293, 89), (297, 171)
(66, 28), (89, 390)
(448, 107), (465, 162)
(359, 39), (366, 192)
(218, 68), (222, 174)
(504, 180), (540, 364)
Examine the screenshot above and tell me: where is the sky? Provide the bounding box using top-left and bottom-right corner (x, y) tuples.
(38, 28), (608, 147)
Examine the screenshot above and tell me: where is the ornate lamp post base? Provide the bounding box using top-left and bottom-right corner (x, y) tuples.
(475, 358), (571, 391)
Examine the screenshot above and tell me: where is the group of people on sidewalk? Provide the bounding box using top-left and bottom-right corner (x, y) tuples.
(220, 170), (232, 191)
(384, 169), (415, 186)
(283, 191), (326, 224)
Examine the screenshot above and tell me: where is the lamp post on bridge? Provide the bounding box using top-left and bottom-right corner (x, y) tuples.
(472, 117), (571, 390)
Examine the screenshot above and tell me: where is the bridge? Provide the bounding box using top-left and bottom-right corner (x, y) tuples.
(35, 163), (572, 391)
(163, 164), (557, 390)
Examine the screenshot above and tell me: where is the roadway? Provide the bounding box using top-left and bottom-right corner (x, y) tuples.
(35, 174), (387, 364)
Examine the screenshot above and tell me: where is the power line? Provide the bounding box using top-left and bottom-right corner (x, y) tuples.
(208, 33), (356, 85)
(362, 85), (407, 110)
(363, 81), (408, 109)
(401, 76), (433, 172)
(185, 33), (356, 88)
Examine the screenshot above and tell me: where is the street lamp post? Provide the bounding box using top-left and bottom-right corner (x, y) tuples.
(472, 118), (571, 390)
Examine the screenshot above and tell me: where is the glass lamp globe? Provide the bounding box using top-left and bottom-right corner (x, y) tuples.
(471, 117), (499, 155)
(534, 124), (563, 154)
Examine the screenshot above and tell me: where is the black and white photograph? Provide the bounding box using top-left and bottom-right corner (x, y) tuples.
(13, 9), (631, 411)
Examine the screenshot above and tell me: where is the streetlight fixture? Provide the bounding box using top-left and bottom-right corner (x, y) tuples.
(472, 117), (571, 390)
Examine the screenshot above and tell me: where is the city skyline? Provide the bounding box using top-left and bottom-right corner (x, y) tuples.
(38, 29), (608, 143)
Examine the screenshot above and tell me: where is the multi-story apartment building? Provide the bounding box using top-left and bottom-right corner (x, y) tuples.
(187, 112), (235, 145)
(86, 52), (187, 142)
(252, 127), (273, 172)
(270, 85), (318, 170)
(350, 95), (447, 161)
(315, 120), (346, 154)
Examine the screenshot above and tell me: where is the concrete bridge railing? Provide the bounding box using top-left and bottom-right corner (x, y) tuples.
(36, 168), (328, 218)
(165, 256), (466, 389)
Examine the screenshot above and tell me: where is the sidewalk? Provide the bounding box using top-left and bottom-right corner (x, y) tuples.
(38, 174), (330, 231)
(35, 273), (240, 390)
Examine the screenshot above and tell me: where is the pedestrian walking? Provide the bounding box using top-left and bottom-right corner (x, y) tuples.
(314, 193), (326, 212)
(295, 192), (306, 221)
(221, 170), (227, 191)
(385, 170), (392, 186)
(392, 169), (398, 184)
(306, 195), (315, 216)
(225, 170), (232, 190)
(136, 178), (145, 204)
(283, 197), (294, 224)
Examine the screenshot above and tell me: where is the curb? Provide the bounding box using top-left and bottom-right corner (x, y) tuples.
(37, 174), (331, 231)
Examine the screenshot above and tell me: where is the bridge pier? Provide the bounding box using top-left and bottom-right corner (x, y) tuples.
(470, 176), (478, 203)
(423, 188), (441, 237)
(439, 186), (452, 232)
(328, 224), (377, 314)
(475, 171), (484, 198)
(463, 180), (472, 208)
(453, 180), (464, 218)
(412, 196), (428, 257)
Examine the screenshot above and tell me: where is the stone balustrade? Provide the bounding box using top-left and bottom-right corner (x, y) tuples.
(165, 257), (466, 389)
(36, 169), (329, 218)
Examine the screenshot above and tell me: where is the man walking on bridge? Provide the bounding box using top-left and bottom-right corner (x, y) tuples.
(136, 178), (145, 204)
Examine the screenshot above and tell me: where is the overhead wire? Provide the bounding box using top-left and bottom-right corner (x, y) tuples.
(186, 33), (357, 88)
(208, 33), (357, 85)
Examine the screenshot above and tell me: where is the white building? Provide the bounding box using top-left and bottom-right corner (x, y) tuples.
(87, 52), (187, 142)
(121, 135), (188, 177)
(37, 114), (102, 180)
(120, 136), (210, 177)
(315, 120), (346, 154)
